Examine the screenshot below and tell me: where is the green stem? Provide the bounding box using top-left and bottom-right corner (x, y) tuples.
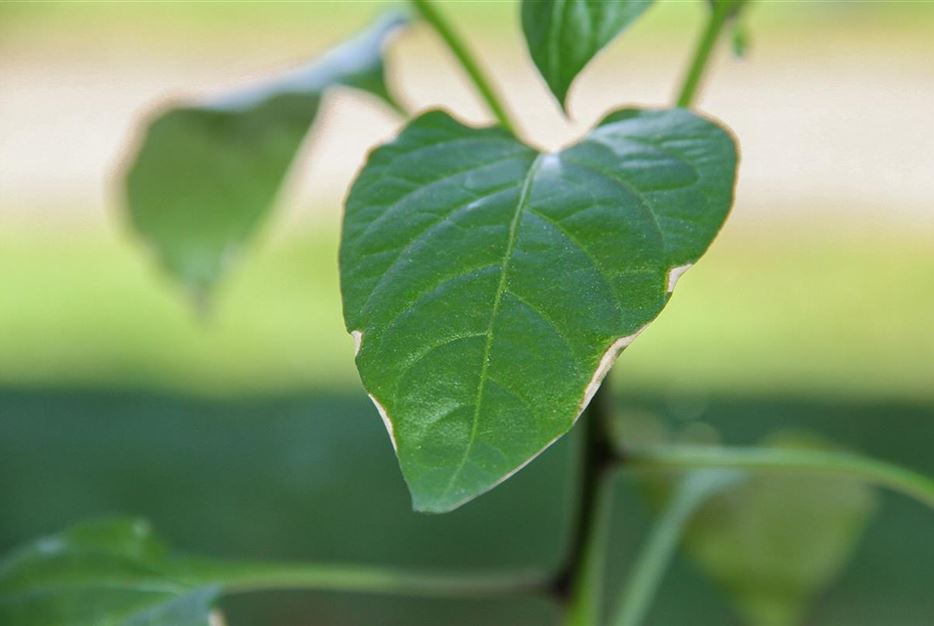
(563, 470), (617, 626)
(180, 558), (548, 598)
(675, 1), (734, 107)
(560, 382), (618, 626)
(610, 471), (740, 626)
(410, 0), (517, 134)
(626, 444), (934, 511)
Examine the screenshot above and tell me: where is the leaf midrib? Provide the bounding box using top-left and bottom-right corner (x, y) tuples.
(438, 154), (546, 503)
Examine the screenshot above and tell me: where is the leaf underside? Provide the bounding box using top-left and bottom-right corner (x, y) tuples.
(123, 11), (407, 300)
(521, 0), (654, 108)
(340, 107), (737, 512)
(0, 519), (219, 626)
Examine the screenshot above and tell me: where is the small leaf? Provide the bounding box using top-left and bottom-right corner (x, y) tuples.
(0, 518), (220, 626)
(684, 433), (878, 626)
(521, 0), (654, 109)
(123, 11), (408, 303)
(731, 22), (750, 59)
(340, 108), (737, 512)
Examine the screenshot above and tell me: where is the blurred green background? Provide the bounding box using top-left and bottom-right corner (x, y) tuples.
(1, 1), (932, 625)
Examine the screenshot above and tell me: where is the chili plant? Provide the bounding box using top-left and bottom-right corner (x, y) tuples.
(3, 2), (934, 626)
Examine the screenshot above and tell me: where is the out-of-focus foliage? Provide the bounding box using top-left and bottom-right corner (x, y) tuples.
(683, 433), (878, 626)
(124, 11), (406, 305)
(613, 411), (880, 626)
(0, 519), (220, 626)
(3, 392), (934, 625)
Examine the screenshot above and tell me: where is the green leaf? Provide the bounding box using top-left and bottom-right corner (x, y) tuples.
(683, 433), (879, 626)
(0, 516), (554, 625)
(521, 0), (654, 109)
(731, 22), (750, 59)
(123, 11), (407, 304)
(0, 518), (220, 626)
(340, 108), (737, 512)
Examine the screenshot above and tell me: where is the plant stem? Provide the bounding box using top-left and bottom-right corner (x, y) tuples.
(563, 470), (616, 626)
(180, 558), (548, 598)
(558, 382), (617, 626)
(610, 470), (741, 626)
(675, 1), (734, 107)
(626, 444), (934, 512)
(410, 0), (518, 134)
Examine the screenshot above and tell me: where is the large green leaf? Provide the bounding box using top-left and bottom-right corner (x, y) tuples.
(684, 433), (878, 626)
(0, 518), (220, 626)
(340, 108), (737, 512)
(521, 0), (654, 109)
(123, 11), (407, 303)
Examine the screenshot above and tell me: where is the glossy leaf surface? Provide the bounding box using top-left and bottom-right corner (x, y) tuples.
(123, 12), (406, 301)
(521, 0), (654, 108)
(340, 108), (737, 512)
(0, 518), (219, 626)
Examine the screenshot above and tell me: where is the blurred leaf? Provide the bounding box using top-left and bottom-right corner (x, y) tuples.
(683, 433), (879, 626)
(0, 515), (559, 626)
(340, 108), (737, 512)
(612, 469), (743, 626)
(0, 518), (220, 626)
(521, 0), (654, 109)
(731, 22), (750, 58)
(123, 11), (407, 304)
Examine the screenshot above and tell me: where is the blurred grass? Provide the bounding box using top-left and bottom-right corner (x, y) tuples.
(1, 214), (931, 402)
(2, 0), (933, 57)
(1, 0), (932, 402)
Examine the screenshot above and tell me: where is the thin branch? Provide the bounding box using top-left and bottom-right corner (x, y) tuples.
(625, 444), (934, 512)
(610, 470), (741, 626)
(409, 0), (518, 134)
(562, 470), (617, 626)
(675, 1), (735, 107)
(178, 558), (549, 598)
(559, 382), (618, 625)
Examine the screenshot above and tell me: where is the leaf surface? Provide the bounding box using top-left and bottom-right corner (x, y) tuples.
(0, 518), (220, 626)
(123, 11), (407, 302)
(340, 107), (737, 512)
(521, 0), (654, 108)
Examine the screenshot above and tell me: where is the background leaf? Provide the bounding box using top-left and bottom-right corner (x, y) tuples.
(683, 432), (879, 626)
(340, 107), (737, 512)
(123, 11), (407, 304)
(3, 391), (933, 625)
(521, 0), (654, 109)
(0, 518), (220, 626)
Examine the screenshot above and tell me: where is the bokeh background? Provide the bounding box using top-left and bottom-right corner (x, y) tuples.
(1, 1), (932, 625)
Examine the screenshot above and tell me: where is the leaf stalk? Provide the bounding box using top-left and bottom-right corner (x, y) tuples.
(625, 444), (934, 512)
(559, 382), (618, 626)
(180, 559), (548, 598)
(675, 0), (736, 107)
(609, 470), (741, 626)
(409, 0), (518, 134)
